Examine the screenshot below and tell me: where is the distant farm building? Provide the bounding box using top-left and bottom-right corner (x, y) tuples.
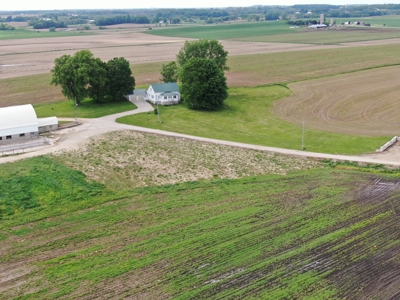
(0, 104), (58, 145)
(145, 82), (180, 105)
(309, 24), (328, 29)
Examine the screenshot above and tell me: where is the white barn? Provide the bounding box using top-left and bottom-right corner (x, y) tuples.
(0, 104), (58, 145)
(144, 82), (180, 105)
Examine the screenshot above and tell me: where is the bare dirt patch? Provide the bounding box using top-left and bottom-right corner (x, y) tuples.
(51, 130), (320, 190)
(272, 65), (400, 136)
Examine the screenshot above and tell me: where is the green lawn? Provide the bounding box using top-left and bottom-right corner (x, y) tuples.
(117, 85), (389, 155)
(1, 157), (399, 299)
(0, 28), (94, 40)
(34, 99), (137, 118)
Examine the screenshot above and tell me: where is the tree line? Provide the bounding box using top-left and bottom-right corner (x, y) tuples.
(95, 15), (150, 26)
(50, 50), (135, 104)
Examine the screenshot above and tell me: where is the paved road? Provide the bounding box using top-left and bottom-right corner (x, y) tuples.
(1, 98), (400, 166)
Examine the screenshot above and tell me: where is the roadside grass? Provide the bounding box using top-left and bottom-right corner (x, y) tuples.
(117, 85), (389, 155)
(34, 98), (137, 118)
(232, 27), (400, 44)
(1, 163), (399, 299)
(0, 29), (94, 40)
(146, 20), (295, 39)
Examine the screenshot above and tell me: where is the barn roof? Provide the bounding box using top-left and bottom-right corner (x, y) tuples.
(150, 82), (179, 93)
(0, 104), (38, 136)
(38, 117), (58, 127)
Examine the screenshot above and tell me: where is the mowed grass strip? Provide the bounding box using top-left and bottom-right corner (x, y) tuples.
(117, 85), (389, 155)
(34, 98), (137, 118)
(1, 164), (399, 299)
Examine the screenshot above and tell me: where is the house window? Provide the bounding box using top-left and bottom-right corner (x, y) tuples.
(30, 132), (35, 135)
(164, 96), (167, 99)
(173, 96), (176, 99)
(0, 137), (2, 140)
(20, 133), (25, 137)
(6, 136), (12, 140)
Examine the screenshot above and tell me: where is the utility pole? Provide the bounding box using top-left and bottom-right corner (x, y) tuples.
(74, 96), (78, 123)
(302, 120), (305, 150)
(157, 101), (161, 123)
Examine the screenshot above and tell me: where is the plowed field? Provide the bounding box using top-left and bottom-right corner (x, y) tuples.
(273, 65), (400, 136)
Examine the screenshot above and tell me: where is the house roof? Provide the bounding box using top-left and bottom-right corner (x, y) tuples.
(160, 92), (180, 97)
(150, 82), (179, 93)
(133, 89), (146, 95)
(0, 104), (39, 136)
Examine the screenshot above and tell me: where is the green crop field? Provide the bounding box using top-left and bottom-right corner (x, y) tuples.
(146, 18), (400, 44)
(117, 85), (389, 155)
(233, 27), (400, 44)
(1, 154), (399, 299)
(0, 28), (94, 40)
(146, 20), (295, 39)
(334, 15), (400, 27)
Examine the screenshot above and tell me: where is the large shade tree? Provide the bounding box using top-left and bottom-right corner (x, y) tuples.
(180, 57), (228, 110)
(51, 50), (135, 104)
(177, 39), (229, 71)
(50, 50), (94, 104)
(106, 57), (135, 101)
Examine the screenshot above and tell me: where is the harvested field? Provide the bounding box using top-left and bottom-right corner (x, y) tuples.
(3, 28), (400, 80)
(272, 65), (400, 136)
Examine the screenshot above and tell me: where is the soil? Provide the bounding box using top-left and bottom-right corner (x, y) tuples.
(2, 29), (399, 81)
(272, 65), (400, 136)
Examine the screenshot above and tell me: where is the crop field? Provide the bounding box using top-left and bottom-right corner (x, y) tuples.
(334, 15), (400, 28)
(1, 149), (399, 299)
(3, 42), (400, 108)
(233, 27), (400, 44)
(147, 19), (400, 44)
(146, 21), (295, 39)
(0, 29), (94, 40)
(118, 86), (389, 155)
(273, 65), (400, 136)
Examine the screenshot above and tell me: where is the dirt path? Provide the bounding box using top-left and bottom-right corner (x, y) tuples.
(1, 98), (399, 167)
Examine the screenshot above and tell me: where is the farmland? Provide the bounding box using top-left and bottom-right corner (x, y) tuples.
(0, 146), (399, 299)
(2, 16), (400, 299)
(273, 65), (400, 136)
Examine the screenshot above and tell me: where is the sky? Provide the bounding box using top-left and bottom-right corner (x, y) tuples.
(1, 0), (399, 11)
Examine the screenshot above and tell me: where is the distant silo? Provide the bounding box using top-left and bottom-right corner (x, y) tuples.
(320, 14), (325, 24)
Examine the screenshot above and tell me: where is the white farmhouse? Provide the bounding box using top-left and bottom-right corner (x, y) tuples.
(0, 104), (58, 145)
(144, 82), (180, 105)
